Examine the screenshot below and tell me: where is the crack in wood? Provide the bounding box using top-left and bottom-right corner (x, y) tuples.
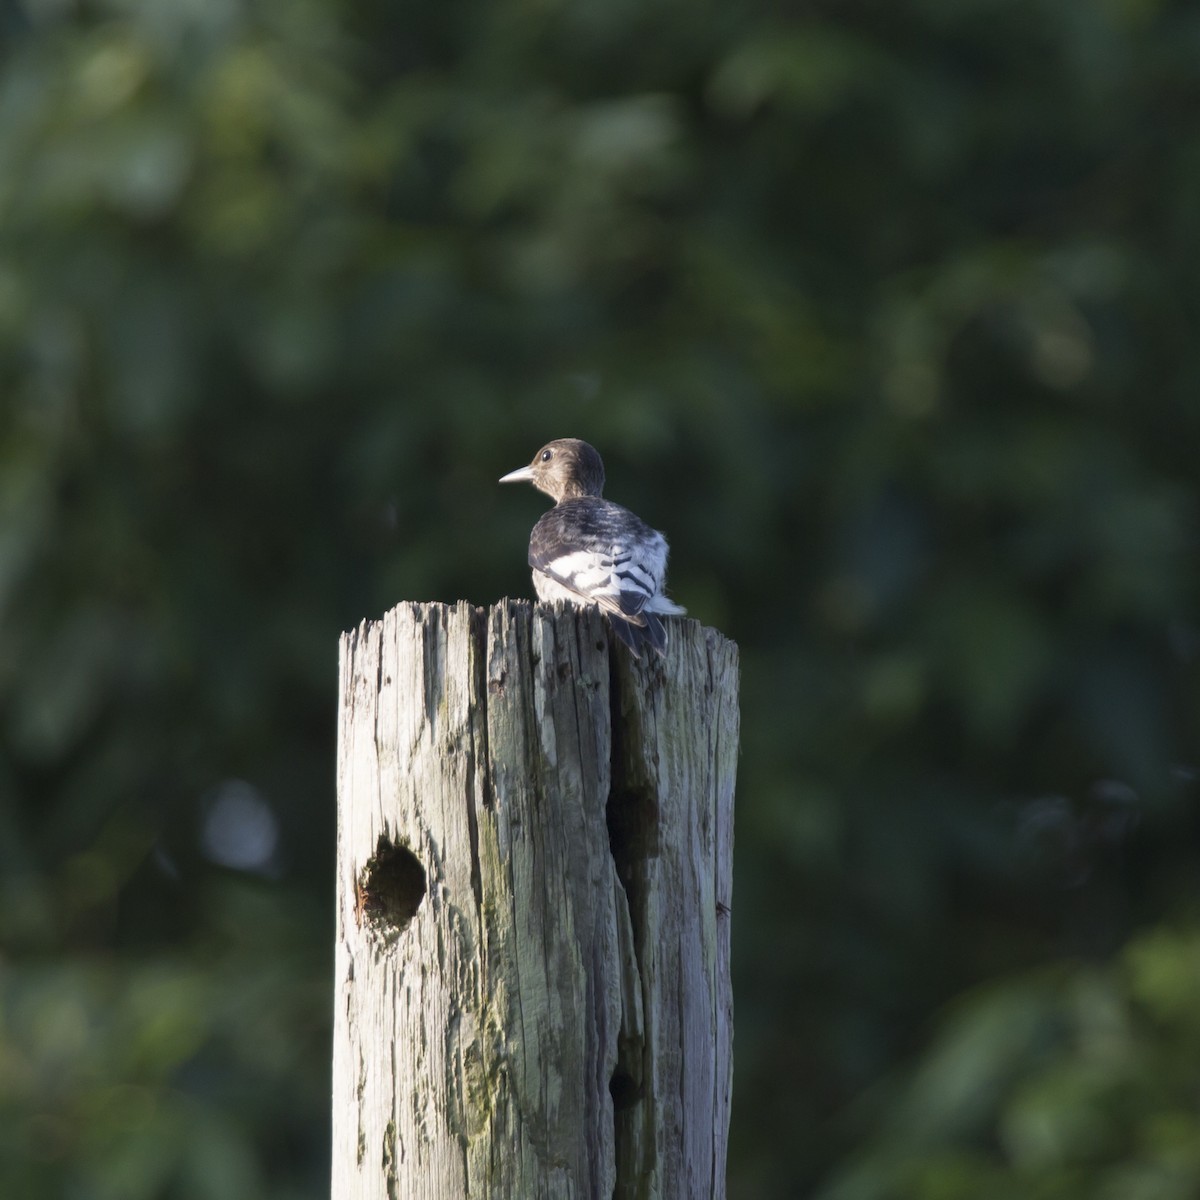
(607, 648), (658, 1193)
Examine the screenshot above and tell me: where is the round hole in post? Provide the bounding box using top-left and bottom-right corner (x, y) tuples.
(358, 837), (426, 939)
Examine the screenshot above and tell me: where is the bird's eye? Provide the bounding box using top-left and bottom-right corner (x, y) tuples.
(540, 449), (553, 462)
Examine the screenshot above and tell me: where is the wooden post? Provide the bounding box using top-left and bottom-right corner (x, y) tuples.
(332, 600), (739, 1199)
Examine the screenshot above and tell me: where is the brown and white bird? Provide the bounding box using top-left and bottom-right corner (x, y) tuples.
(499, 438), (686, 658)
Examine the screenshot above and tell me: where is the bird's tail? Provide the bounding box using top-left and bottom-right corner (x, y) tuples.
(609, 610), (668, 659)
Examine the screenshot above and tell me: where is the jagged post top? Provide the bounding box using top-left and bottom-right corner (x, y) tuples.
(340, 599), (735, 666)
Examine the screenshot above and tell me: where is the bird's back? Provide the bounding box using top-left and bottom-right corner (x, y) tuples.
(528, 497), (682, 618)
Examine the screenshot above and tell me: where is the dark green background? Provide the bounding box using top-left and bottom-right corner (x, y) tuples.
(3, 0), (1198, 1196)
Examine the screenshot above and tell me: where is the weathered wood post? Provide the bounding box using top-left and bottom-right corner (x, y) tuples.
(332, 600), (738, 1198)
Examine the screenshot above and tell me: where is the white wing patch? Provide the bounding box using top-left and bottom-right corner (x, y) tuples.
(525, 496), (685, 655)
(536, 535), (678, 619)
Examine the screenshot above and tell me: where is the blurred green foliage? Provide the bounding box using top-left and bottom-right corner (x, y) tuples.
(1, 0), (1197, 1196)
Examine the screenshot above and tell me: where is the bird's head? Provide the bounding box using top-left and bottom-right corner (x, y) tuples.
(499, 438), (606, 502)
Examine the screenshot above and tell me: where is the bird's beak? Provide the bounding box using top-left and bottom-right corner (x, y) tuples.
(498, 465), (535, 484)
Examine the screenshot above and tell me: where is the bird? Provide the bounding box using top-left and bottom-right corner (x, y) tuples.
(499, 438), (686, 658)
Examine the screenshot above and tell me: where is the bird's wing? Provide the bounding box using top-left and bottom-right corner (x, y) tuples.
(529, 500), (669, 625)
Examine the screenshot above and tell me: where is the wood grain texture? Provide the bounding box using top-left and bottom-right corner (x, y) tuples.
(332, 600), (739, 1199)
